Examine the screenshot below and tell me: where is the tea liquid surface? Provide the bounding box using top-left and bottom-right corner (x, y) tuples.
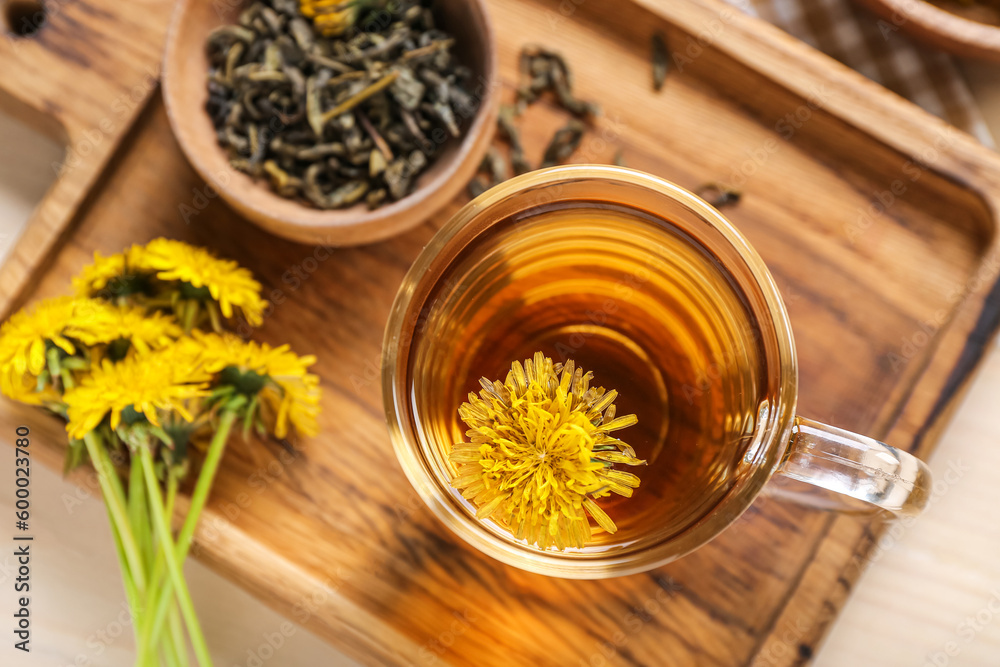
(409, 203), (771, 552)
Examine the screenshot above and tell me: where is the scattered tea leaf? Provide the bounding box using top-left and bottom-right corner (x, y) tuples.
(469, 47), (616, 196)
(516, 45), (601, 119)
(541, 120), (586, 168)
(467, 176), (490, 199)
(652, 32), (669, 91)
(483, 147), (509, 184)
(695, 183), (742, 209)
(497, 105), (531, 176)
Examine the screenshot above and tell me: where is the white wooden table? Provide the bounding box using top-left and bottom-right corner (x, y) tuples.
(815, 60), (1000, 667)
(0, 51), (999, 667)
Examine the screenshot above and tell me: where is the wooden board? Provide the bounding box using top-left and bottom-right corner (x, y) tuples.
(3, 0), (1000, 665)
(0, 0), (174, 313)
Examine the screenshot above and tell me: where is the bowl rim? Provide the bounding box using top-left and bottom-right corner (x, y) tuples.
(854, 0), (1000, 61)
(162, 0), (500, 240)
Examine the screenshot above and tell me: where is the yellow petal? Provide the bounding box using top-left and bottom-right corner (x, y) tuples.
(601, 414), (638, 432)
(583, 497), (617, 534)
(475, 493), (506, 520)
(28, 339), (46, 376)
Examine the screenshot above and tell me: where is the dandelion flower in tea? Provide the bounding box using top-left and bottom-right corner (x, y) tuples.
(451, 352), (645, 551)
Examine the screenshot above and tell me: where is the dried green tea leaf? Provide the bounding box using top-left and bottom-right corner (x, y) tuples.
(695, 183), (742, 209)
(652, 32), (669, 91)
(206, 0), (474, 210)
(541, 120), (585, 168)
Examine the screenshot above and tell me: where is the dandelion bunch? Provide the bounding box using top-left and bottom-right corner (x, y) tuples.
(0, 238), (321, 666)
(451, 352), (645, 551)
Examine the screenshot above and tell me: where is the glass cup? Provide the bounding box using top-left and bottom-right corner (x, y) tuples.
(382, 165), (932, 578)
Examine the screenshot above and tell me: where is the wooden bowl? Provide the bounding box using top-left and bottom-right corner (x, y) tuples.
(853, 0), (1000, 61)
(163, 0), (499, 246)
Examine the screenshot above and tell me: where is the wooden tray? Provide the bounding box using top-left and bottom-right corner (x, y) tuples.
(3, 0), (1000, 665)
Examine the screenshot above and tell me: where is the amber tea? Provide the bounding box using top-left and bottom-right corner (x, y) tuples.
(407, 203), (773, 553)
(388, 166), (932, 576)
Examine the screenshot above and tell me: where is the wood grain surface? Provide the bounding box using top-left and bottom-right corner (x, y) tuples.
(0, 0), (174, 312)
(3, 0), (1000, 665)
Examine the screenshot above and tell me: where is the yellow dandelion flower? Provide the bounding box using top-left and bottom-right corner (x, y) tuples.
(0, 372), (60, 406)
(182, 332), (320, 438)
(451, 352), (645, 551)
(0, 298), (181, 406)
(64, 350), (210, 440)
(262, 374), (320, 439)
(72, 246), (147, 297)
(157, 333), (209, 373)
(0, 297), (116, 379)
(0, 297), (156, 405)
(139, 239), (267, 326)
(237, 342), (321, 439)
(300, 0), (359, 36)
(99, 307), (183, 355)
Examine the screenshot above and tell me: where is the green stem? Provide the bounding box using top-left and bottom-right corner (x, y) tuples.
(135, 459), (178, 647)
(126, 457), (159, 666)
(168, 601), (191, 667)
(181, 300), (198, 333)
(83, 433), (147, 594)
(138, 447), (213, 667)
(175, 410), (238, 557)
(136, 469), (180, 661)
(139, 542), (168, 655)
(143, 410), (238, 651)
(155, 595), (183, 667)
(158, 639), (179, 667)
(103, 500), (141, 646)
(128, 458), (153, 572)
(165, 472), (179, 525)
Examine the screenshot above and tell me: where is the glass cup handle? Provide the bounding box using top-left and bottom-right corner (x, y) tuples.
(771, 416), (933, 517)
